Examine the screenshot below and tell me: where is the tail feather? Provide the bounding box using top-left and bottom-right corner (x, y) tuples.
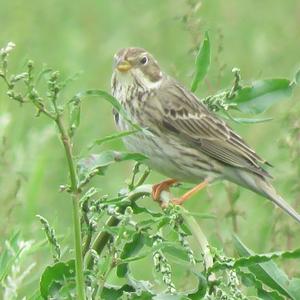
(225, 168), (300, 224)
(258, 179), (300, 224)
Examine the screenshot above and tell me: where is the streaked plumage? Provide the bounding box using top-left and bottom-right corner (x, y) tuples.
(111, 47), (300, 223)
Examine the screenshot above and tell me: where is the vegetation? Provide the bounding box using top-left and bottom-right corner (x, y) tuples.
(0, 1), (300, 299)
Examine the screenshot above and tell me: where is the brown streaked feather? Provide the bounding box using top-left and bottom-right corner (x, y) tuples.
(152, 77), (272, 178)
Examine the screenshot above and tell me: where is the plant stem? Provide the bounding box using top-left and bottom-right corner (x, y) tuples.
(54, 111), (86, 299)
(135, 167), (150, 187)
(1, 58), (86, 298)
(72, 193), (86, 300)
(82, 228), (93, 258)
(179, 206), (216, 282)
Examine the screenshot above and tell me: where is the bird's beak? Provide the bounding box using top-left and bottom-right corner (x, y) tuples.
(116, 60), (132, 72)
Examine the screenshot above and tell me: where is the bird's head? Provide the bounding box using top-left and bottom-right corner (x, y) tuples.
(113, 47), (163, 89)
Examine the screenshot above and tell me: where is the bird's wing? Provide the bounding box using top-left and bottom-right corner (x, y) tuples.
(153, 79), (271, 178)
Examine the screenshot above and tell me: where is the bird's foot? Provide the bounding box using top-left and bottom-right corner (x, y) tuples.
(152, 179), (178, 204)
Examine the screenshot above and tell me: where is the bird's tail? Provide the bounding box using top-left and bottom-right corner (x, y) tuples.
(255, 178), (300, 224)
(226, 168), (300, 224)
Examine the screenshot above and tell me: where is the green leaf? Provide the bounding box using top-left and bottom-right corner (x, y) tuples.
(181, 211), (216, 220)
(131, 202), (162, 218)
(211, 247), (300, 271)
(224, 115), (273, 124)
(162, 243), (190, 262)
(27, 289), (43, 300)
(39, 260), (75, 299)
(229, 79), (293, 114)
(101, 284), (135, 300)
(127, 272), (154, 294)
(151, 241), (191, 262)
(117, 232), (145, 277)
(119, 252), (149, 264)
(102, 224), (136, 241)
(239, 271), (284, 300)
(74, 89), (143, 131)
(191, 32), (210, 92)
(289, 278), (300, 299)
(233, 235), (297, 299)
(77, 150), (147, 182)
(233, 117), (273, 123)
(89, 129), (139, 149)
(188, 272), (207, 300)
(127, 291), (153, 300)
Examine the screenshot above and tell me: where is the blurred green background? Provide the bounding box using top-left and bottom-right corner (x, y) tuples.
(1, 0), (300, 297)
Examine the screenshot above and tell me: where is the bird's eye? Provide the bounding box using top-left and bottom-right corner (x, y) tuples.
(140, 56), (148, 65)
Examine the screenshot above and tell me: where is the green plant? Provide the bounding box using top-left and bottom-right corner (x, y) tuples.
(1, 35), (300, 300)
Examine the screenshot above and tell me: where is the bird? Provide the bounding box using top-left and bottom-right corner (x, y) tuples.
(111, 47), (300, 223)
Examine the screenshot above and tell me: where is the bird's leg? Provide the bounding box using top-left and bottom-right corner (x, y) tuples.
(172, 179), (209, 205)
(152, 178), (178, 202)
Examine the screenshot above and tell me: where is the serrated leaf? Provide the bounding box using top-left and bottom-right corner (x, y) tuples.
(117, 232), (145, 277)
(239, 271), (284, 300)
(191, 32), (210, 92)
(89, 129), (140, 149)
(210, 247), (300, 271)
(229, 79), (293, 114)
(233, 235), (297, 299)
(39, 260), (75, 299)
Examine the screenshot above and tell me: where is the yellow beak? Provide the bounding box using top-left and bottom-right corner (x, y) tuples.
(117, 60), (132, 72)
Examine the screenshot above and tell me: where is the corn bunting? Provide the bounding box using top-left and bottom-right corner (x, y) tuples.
(111, 47), (300, 223)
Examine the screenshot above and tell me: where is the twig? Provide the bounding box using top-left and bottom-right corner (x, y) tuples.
(51, 95), (86, 300)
